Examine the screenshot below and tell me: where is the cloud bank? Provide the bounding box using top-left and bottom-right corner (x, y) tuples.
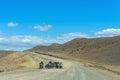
(0, 32), (89, 50)
(0, 28), (120, 50)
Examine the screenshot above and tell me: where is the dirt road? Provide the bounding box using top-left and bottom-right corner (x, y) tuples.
(0, 52), (120, 80)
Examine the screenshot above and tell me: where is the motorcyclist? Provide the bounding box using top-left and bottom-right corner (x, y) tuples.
(39, 61), (44, 69)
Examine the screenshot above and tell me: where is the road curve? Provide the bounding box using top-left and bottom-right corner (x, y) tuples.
(0, 52), (120, 80)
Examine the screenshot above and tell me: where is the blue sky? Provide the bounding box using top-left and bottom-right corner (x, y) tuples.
(0, 0), (120, 50)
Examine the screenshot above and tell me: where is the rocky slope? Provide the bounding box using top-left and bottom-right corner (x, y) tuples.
(29, 36), (120, 73)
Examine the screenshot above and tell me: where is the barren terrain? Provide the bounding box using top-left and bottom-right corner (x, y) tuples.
(0, 51), (52, 72)
(29, 36), (120, 74)
(0, 52), (120, 80)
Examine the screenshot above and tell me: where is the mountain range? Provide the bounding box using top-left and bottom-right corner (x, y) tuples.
(29, 36), (120, 74)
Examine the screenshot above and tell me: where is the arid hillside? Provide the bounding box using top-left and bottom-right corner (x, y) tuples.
(29, 36), (120, 73)
(0, 51), (52, 72)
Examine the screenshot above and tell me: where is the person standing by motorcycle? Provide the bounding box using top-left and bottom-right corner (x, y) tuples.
(39, 61), (44, 69)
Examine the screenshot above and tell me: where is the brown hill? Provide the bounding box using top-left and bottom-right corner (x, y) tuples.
(0, 50), (15, 58)
(29, 36), (120, 73)
(0, 51), (52, 72)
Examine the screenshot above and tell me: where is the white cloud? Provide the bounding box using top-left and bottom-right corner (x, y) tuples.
(95, 28), (120, 37)
(0, 32), (88, 50)
(34, 25), (52, 31)
(0, 37), (5, 41)
(2, 28), (120, 50)
(1, 27), (120, 50)
(55, 32), (89, 43)
(8, 22), (18, 27)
